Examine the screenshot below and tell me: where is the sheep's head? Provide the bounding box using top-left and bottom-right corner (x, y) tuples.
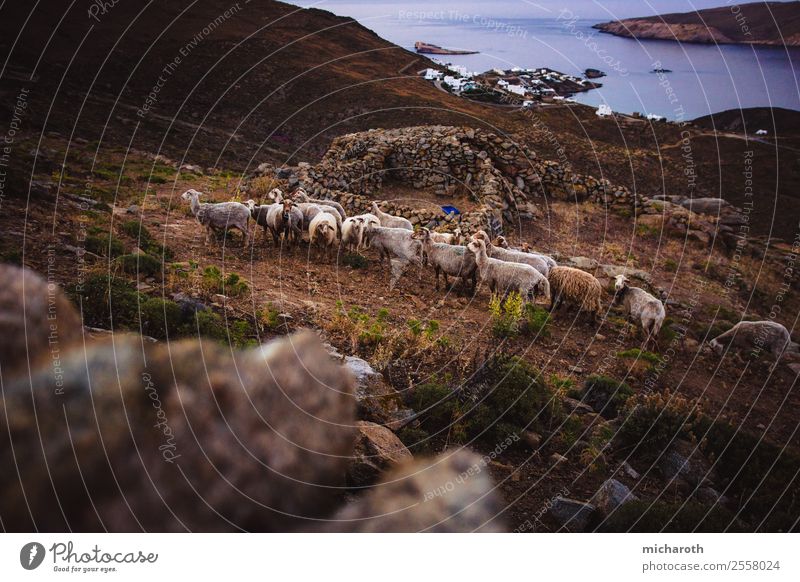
(245, 199), (256, 211)
(520, 242), (531, 253)
(267, 188), (284, 202)
(470, 230), (490, 243)
(292, 188), (308, 202)
(181, 189), (202, 201)
(493, 235), (509, 248)
(411, 227), (429, 241)
(614, 274), (629, 292)
(453, 227), (463, 244)
(708, 339), (723, 356)
(466, 239), (484, 255)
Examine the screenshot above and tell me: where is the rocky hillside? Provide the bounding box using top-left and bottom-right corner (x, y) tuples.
(594, 1), (800, 45)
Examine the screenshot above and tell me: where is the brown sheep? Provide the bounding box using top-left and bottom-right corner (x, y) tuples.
(548, 266), (603, 322)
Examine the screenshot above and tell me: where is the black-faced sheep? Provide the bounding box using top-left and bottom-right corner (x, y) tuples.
(266, 199), (303, 248)
(182, 189), (250, 246)
(371, 201), (413, 231)
(709, 320), (792, 360)
(466, 239), (550, 303)
(414, 227), (477, 293)
(309, 212), (338, 261)
(613, 274), (666, 348)
(471, 230), (550, 275)
(547, 266), (603, 322)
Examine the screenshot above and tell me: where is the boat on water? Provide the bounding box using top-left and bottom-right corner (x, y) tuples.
(414, 41), (478, 55)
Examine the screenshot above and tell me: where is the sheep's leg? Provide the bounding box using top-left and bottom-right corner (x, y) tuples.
(442, 273), (449, 291)
(434, 268), (440, 291)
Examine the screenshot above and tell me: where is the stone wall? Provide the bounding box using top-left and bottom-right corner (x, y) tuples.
(257, 125), (640, 236)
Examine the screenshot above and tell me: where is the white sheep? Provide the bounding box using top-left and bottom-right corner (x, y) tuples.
(371, 201), (413, 231)
(471, 230), (550, 275)
(296, 202), (342, 234)
(341, 217), (365, 253)
(493, 235), (557, 269)
(613, 274), (666, 348)
(414, 227), (477, 293)
(293, 189), (347, 221)
(709, 320), (792, 360)
(351, 213), (380, 249)
(182, 189), (250, 246)
(309, 212), (338, 261)
(363, 224), (423, 267)
(466, 239), (550, 303)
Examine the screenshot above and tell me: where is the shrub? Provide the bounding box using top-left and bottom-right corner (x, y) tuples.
(117, 253), (162, 277)
(523, 303), (550, 337)
(396, 426), (433, 455)
(578, 375), (633, 419)
(139, 298), (183, 339)
(72, 273), (141, 328)
(258, 302), (281, 330)
(489, 292), (524, 338)
(201, 266), (249, 297)
(617, 390), (702, 455)
(467, 355), (550, 443)
(600, 501), (745, 532)
(119, 220), (173, 260)
(192, 310), (256, 347)
(618, 348), (662, 365)
(342, 253), (368, 269)
(411, 380), (462, 437)
(85, 234), (125, 258)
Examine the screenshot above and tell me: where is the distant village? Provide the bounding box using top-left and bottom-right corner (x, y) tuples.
(420, 60), (670, 122)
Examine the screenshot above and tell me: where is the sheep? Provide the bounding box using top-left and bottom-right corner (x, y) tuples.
(293, 189), (347, 221)
(466, 239), (550, 303)
(613, 274), (666, 349)
(266, 199), (303, 248)
(547, 266), (603, 322)
(246, 199), (279, 243)
(351, 213), (380, 249)
(363, 224), (423, 267)
(487, 234), (557, 270)
(182, 189), (250, 246)
(267, 188), (284, 202)
(296, 202), (342, 233)
(309, 212), (338, 261)
(470, 230), (550, 275)
(429, 230), (457, 244)
(341, 216), (365, 253)
(414, 227), (477, 293)
(709, 321), (791, 361)
(371, 201), (413, 231)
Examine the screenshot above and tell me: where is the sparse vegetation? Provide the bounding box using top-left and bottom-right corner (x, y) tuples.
(489, 291), (524, 338)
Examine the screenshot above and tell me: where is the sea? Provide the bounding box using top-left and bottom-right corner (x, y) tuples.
(298, 2), (800, 120)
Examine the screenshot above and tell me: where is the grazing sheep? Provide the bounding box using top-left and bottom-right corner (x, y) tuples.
(341, 217), (366, 253)
(613, 274), (666, 348)
(709, 320), (791, 360)
(371, 201), (413, 231)
(267, 188), (284, 202)
(471, 230), (550, 275)
(246, 199), (275, 243)
(266, 199), (303, 248)
(363, 224), (423, 267)
(466, 239), (550, 303)
(182, 189), (250, 246)
(547, 266), (603, 322)
(309, 212), (338, 261)
(296, 202), (342, 233)
(414, 228), (477, 293)
(293, 189), (347, 221)
(351, 213), (380, 249)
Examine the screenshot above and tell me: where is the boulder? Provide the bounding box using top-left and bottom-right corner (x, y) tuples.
(348, 421), (413, 486)
(592, 478), (638, 514)
(344, 356), (411, 426)
(660, 439), (714, 487)
(548, 497), (596, 532)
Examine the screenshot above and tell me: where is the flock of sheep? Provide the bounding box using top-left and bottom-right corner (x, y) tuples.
(180, 187), (795, 360)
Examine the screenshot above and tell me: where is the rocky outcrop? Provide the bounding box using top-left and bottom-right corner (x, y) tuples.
(348, 421), (413, 486)
(344, 355), (412, 426)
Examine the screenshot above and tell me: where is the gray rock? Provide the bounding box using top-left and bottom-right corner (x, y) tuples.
(566, 256), (599, 270)
(548, 497), (596, 532)
(593, 479), (638, 514)
(344, 356), (412, 426)
(660, 440), (714, 487)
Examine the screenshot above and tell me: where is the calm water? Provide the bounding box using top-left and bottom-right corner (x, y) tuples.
(302, 5), (800, 120)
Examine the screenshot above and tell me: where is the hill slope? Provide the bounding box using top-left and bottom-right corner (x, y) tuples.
(594, 1), (800, 45)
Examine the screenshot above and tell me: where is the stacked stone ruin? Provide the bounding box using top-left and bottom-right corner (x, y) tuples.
(260, 125), (639, 237)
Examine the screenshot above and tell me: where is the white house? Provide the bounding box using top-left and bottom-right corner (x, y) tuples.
(755, 129), (768, 135)
(423, 68), (442, 80)
(596, 104), (613, 117)
(522, 100), (535, 108)
(506, 84), (527, 96)
(646, 113), (666, 121)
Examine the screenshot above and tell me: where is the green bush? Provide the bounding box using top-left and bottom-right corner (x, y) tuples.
(119, 220), (173, 260)
(117, 253), (162, 277)
(192, 309), (256, 347)
(85, 234), (125, 258)
(489, 292), (524, 338)
(467, 355), (551, 443)
(411, 380), (461, 435)
(72, 274), (141, 328)
(618, 348), (662, 364)
(139, 298), (183, 339)
(578, 375), (633, 419)
(397, 426), (433, 455)
(617, 390), (702, 455)
(342, 253), (368, 269)
(523, 303), (551, 337)
(601, 501), (745, 532)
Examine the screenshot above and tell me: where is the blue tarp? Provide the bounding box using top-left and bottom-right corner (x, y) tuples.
(441, 205), (460, 215)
